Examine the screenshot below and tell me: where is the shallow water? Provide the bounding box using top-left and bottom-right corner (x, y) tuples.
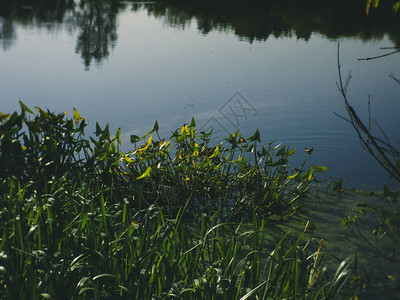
(271, 190), (400, 299)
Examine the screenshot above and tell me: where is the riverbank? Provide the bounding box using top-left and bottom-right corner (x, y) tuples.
(1, 104), (398, 299)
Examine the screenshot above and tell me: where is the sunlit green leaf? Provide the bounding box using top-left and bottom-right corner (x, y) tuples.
(137, 166), (151, 179)
(138, 135), (152, 152)
(287, 171), (300, 179)
(116, 127), (121, 145)
(311, 165), (328, 173)
(180, 124), (190, 136)
(209, 145), (220, 158)
(73, 108), (84, 125)
(19, 100), (34, 114)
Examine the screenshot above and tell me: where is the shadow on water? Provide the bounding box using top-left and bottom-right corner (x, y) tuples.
(1, 0), (400, 68)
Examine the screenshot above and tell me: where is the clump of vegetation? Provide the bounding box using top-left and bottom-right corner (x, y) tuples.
(0, 103), (354, 299)
(0, 102), (325, 220)
(0, 175), (354, 299)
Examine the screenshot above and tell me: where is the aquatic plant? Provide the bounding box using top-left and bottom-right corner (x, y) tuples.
(0, 102), (324, 220)
(0, 103), (354, 299)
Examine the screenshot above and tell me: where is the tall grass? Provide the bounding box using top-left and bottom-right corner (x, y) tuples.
(0, 176), (354, 299)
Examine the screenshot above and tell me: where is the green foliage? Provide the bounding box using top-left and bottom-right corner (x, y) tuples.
(0, 103), (353, 299)
(0, 103), (323, 220)
(123, 121), (320, 219)
(0, 102), (90, 185)
(0, 176), (354, 299)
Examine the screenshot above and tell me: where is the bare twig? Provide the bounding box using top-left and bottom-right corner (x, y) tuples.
(358, 49), (400, 61)
(389, 73), (400, 86)
(336, 42), (400, 182)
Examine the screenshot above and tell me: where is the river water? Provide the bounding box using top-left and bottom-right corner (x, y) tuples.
(1, 0), (399, 190)
(1, 1), (400, 298)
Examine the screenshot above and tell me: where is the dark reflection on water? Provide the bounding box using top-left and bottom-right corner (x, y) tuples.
(0, 0), (123, 69)
(148, 0), (400, 45)
(1, 0), (400, 68)
(74, 0), (119, 70)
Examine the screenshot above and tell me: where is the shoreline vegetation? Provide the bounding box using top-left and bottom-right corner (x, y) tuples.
(0, 102), (357, 299)
(0, 102), (398, 299)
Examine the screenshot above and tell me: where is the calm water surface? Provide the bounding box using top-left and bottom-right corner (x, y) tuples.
(1, 1), (399, 189)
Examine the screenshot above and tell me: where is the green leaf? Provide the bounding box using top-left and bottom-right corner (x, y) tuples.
(115, 127), (121, 145)
(287, 171), (300, 179)
(138, 135), (152, 152)
(79, 287), (95, 295)
(73, 108), (84, 125)
(304, 168), (314, 181)
(130, 135), (140, 143)
(209, 145), (220, 158)
(288, 148), (296, 156)
(190, 117), (196, 127)
(153, 120), (159, 132)
(122, 152), (133, 163)
(19, 100), (34, 114)
(248, 128), (261, 142)
(137, 166), (151, 179)
(95, 122), (102, 135)
(311, 164), (328, 173)
(93, 273), (118, 281)
(276, 146), (286, 156)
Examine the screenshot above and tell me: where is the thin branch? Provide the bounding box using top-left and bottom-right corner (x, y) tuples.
(389, 73), (400, 86)
(368, 96), (371, 132)
(358, 49), (400, 61)
(336, 42), (400, 182)
(333, 112), (352, 124)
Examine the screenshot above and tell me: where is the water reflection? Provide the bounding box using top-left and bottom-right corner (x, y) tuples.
(148, 0), (400, 45)
(1, 0), (399, 67)
(74, 0), (119, 70)
(0, 0), (75, 50)
(0, 0), (123, 69)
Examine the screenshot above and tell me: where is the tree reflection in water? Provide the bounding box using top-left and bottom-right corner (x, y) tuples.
(0, 0), (399, 68)
(74, 0), (119, 70)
